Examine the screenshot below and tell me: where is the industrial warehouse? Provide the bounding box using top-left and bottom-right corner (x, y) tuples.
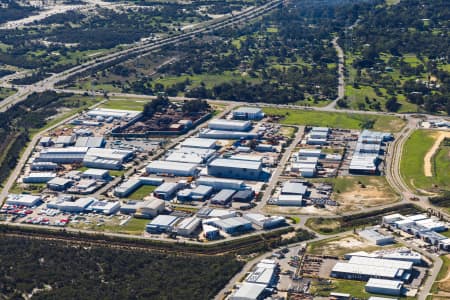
(0, 92), (447, 300)
(2, 104), (296, 243)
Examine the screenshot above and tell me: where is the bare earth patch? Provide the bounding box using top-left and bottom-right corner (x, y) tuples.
(308, 235), (388, 256)
(424, 131), (450, 177)
(334, 178), (399, 213)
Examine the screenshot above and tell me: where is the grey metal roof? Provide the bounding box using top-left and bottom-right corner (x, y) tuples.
(209, 158), (262, 170)
(281, 182), (307, 195)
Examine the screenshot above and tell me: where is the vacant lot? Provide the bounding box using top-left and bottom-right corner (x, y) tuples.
(69, 215), (149, 235)
(307, 235), (397, 257)
(401, 130), (450, 194)
(262, 108), (405, 132)
(327, 176), (400, 213)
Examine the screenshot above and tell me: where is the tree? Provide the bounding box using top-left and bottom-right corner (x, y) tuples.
(385, 96), (401, 112)
(142, 95), (169, 118)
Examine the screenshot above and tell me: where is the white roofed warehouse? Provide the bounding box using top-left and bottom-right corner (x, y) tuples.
(365, 278), (403, 296)
(208, 119), (252, 131)
(154, 182), (182, 200)
(207, 158), (263, 180)
(230, 282), (267, 300)
(180, 137), (217, 149)
(6, 194), (42, 207)
(146, 161), (198, 177)
(175, 217), (201, 236)
(146, 215), (179, 233)
(232, 107), (264, 120)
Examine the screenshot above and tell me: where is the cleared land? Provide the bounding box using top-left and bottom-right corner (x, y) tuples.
(262, 108), (405, 132)
(401, 130), (450, 193)
(267, 176), (399, 215)
(70, 216), (150, 235)
(323, 176), (400, 213)
(306, 234), (399, 257)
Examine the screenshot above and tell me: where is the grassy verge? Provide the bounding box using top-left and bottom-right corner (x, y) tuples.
(262, 108), (405, 132)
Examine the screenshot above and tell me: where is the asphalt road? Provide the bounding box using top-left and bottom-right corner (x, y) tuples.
(0, 99), (107, 202)
(324, 37), (345, 109)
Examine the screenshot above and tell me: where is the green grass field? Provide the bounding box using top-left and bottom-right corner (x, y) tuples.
(262, 108), (406, 132)
(97, 218), (149, 235)
(400, 130), (450, 193)
(128, 185), (157, 200)
(100, 98), (149, 111)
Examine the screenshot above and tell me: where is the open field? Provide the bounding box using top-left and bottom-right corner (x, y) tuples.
(262, 108), (406, 132)
(99, 98), (149, 111)
(306, 234), (399, 257)
(401, 130), (450, 194)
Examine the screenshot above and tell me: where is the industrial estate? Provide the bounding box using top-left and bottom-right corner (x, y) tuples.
(0, 96), (449, 300)
(0, 0), (449, 299)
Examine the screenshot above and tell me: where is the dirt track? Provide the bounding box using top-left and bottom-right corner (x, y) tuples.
(424, 131), (450, 177)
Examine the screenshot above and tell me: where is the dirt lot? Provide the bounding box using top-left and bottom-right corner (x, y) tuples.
(332, 177), (400, 213)
(263, 205), (336, 216)
(307, 235), (393, 257)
